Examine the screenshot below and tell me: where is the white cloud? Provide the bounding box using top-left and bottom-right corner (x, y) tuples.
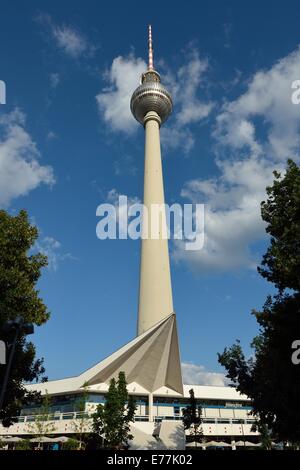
(96, 49), (213, 153)
(160, 126), (195, 155)
(161, 49), (213, 154)
(50, 72), (60, 88)
(182, 362), (227, 386)
(96, 55), (146, 134)
(215, 46), (300, 161)
(0, 109), (55, 207)
(106, 188), (140, 223)
(52, 24), (89, 58)
(174, 51), (213, 126)
(175, 46), (300, 272)
(175, 156), (276, 272)
(37, 13), (93, 59)
(35, 236), (75, 271)
(46, 131), (57, 141)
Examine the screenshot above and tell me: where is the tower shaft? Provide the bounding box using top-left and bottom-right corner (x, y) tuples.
(137, 111), (173, 335)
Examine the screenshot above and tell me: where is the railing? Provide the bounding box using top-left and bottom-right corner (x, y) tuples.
(13, 412), (256, 425)
(153, 416), (255, 424)
(17, 412), (91, 423)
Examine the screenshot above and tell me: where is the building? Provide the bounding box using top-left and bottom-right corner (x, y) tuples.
(0, 27), (258, 449)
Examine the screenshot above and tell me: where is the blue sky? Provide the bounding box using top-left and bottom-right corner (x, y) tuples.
(1, 0), (300, 385)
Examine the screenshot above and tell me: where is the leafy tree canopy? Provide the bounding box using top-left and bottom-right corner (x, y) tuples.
(182, 389), (203, 443)
(0, 210), (50, 426)
(218, 160), (300, 443)
(92, 372), (136, 449)
(258, 159), (300, 293)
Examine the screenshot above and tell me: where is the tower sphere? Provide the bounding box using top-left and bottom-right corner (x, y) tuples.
(130, 26), (172, 126)
(130, 71), (172, 126)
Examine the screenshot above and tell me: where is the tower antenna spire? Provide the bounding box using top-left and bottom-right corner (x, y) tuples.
(148, 24), (154, 70)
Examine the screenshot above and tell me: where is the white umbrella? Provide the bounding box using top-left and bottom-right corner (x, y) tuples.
(235, 440), (259, 447)
(30, 436), (55, 443)
(186, 441), (201, 447)
(235, 440), (246, 446)
(51, 436), (70, 443)
(206, 440), (225, 447)
(3, 436), (24, 442)
(218, 441), (231, 447)
(244, 441), (260, 447)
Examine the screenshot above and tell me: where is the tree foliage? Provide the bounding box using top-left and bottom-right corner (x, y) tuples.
(15, 439), (32, 450)
(62, 438), (81, 450)
(92, 372), (136, 449)
(251, 420), (272, 450)
(258, 160), (300, 292)
(0, 210), (49, 425)
(182, 389), (203, 443)
(72, 382), (90, 449)
(218, 160), (300, 443)
(26, 391), (56, 446)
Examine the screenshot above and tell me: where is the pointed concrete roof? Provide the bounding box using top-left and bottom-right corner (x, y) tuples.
(80, 313), (183, 394)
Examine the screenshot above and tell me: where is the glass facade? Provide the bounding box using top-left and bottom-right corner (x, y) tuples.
(21, 393), (84, 416)
(19, 392), (252, 418)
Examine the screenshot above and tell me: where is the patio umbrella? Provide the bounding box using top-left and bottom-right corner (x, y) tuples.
(186, 441), (201, 447)
(218, 441), (231, 447)
(235, 440), (247, 446)
(244, 441), (260, 447)
(206, 440), (226, 447)
(235, 440), (259, 447)
(2, 436), (24, 442)
(51, 436), (70, 443)
(30, 436), (55, 443)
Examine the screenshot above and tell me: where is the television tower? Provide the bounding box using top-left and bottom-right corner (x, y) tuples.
(131, 26), (174, 336)
(83, 26), (183, 400)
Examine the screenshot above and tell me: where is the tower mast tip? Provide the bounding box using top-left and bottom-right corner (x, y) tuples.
(148, 24), (154, 70)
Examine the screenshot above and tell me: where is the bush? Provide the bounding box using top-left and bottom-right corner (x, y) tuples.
(62, 438), (80, 450)
(15, 439), (32, 450)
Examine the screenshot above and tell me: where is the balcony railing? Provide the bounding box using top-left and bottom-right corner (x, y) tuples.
(17, 411), (91, 423)
(13, 412), (256, 425)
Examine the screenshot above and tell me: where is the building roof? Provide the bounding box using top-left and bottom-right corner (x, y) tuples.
(26, 314), (182, 396)
(25, 314), (249, 402)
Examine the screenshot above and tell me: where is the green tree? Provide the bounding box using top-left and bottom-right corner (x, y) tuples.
(15, 439), (32, 450)
(62, 438), (81, 450)
(26, 391), (56, 448)
(251, 420), (272, 450)
(218, 160), (300, 443)
(0, 210), (49, 426)
(92, 372), (136, 449)
(258, 160), (300, 293)
(72, 382), (91, 449)
(182, 389), (203, 447)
